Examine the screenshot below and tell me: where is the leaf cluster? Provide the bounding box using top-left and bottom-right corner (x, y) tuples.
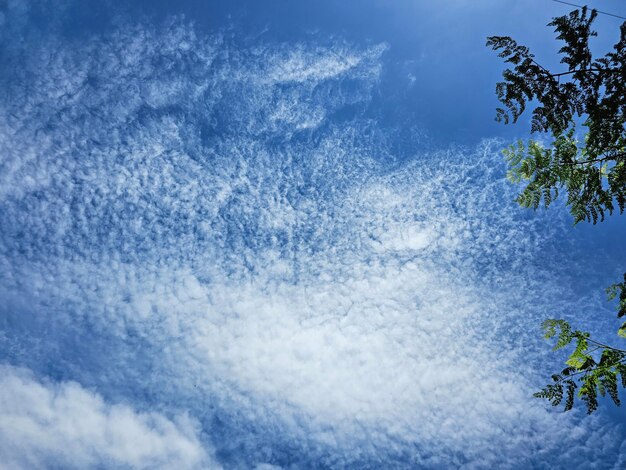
(503, 134), (624, 223)
(535, 319), (626, 413)
(606, 273), (626, 336)
(535, 280), (626, 413)
(487, 7), (626, 224)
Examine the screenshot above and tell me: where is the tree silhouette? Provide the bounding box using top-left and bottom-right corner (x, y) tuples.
(488, 6), (626, 413)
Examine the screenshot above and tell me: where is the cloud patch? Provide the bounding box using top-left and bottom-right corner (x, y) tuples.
(0, 365), (212, 470)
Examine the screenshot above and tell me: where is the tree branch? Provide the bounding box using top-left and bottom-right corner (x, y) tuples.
(560, 152), (626, 166)
(586, 337), (626, 353)
(552, 358), (626, 383)
(548, 67), (621, 78)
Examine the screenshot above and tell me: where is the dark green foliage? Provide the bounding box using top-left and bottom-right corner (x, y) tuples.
(487, 7), (626, 224)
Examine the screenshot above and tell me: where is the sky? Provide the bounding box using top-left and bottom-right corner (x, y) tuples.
(1, 0), (626, 468)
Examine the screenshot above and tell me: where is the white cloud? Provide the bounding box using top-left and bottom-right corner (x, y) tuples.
(0, 365), (214, 470)
(261, 43), (386, 84)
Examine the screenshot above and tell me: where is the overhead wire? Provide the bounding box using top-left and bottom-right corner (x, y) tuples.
(550, 0), (626, 20)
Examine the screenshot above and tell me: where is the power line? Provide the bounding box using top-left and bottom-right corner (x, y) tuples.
(551, 0), (626, 20)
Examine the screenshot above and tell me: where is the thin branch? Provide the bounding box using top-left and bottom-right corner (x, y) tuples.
(560, 152), (626, 166)
(554, 368), (590, 381)
(548, 67), (621, 78)
(530, 58), (555, 77)
(586, 337), (626, 353)
(552, 358), (626, 383)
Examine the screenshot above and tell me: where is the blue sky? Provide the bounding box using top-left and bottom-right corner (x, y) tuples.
(1, 0), (626, 468)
